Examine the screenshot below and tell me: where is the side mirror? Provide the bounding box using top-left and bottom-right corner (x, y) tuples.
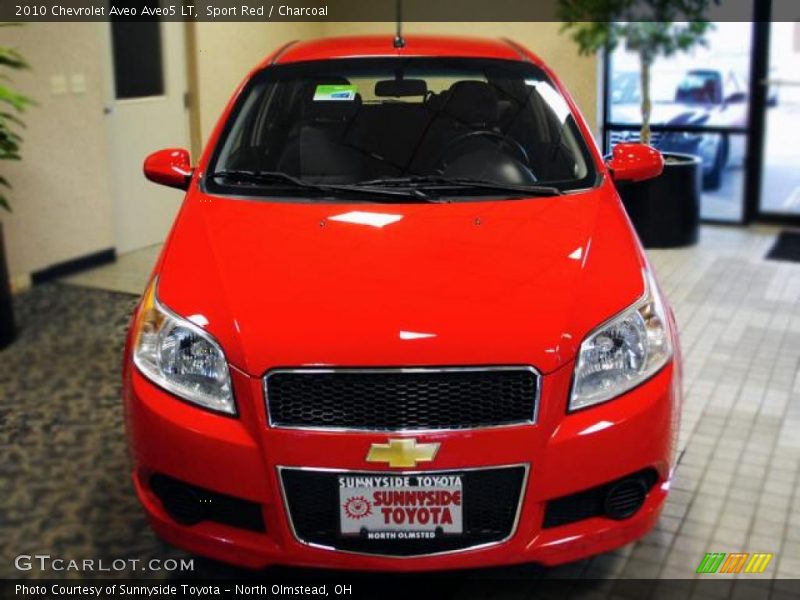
(606, 142), (664, 183)
(143, 148), (192, 190)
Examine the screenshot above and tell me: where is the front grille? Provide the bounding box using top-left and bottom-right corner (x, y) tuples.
(280, 466), (527, 556)
(265, 367), (539, 430)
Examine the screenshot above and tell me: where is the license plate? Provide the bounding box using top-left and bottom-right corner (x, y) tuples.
(338, 473), (464, 539)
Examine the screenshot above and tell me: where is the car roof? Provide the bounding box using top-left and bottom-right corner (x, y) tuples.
(265, 35), (537, 67)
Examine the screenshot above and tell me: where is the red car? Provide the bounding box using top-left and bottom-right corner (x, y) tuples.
(124, 35), (679, 571)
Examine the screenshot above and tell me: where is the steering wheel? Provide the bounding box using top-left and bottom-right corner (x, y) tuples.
(437, 130), (530, 170)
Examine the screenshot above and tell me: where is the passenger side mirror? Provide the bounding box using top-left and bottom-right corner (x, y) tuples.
(606, 143), (664, 183)
(143, 148), (193, 190)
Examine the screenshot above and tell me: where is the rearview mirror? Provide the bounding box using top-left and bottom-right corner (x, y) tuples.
(606, 143), (664, 183)
(374, 79), (428, 97)
(143, 148), (192, 190)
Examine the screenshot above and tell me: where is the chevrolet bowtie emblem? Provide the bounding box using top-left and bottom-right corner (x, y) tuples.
(365, 438), (440, 468)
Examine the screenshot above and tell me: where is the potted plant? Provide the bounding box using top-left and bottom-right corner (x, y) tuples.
(0, 26), (34, 348)
(558, 2), (718, 247)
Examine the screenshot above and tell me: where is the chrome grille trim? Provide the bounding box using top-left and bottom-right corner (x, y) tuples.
(263, 366), (542, 432)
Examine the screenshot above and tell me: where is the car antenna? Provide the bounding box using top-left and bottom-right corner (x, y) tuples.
(393, 0), (406, 48)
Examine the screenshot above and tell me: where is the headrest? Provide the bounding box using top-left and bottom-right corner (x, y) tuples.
(444, 81), (499, 125)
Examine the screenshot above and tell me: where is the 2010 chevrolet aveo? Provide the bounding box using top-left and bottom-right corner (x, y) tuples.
(123, 35), (681, 571)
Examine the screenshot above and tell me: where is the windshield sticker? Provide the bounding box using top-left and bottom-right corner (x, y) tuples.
(313, 84), (357, 101)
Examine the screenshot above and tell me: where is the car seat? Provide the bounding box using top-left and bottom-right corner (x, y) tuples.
(277, 78), (366, 183)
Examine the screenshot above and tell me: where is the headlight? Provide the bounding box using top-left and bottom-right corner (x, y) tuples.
(132, 279), (235, 415)
(570, 272), (672, 411)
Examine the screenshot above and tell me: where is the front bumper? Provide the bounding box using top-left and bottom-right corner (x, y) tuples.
(123, 358), (679, 571)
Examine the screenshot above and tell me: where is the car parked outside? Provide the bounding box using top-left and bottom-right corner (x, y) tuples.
(610, 67), (748, 190)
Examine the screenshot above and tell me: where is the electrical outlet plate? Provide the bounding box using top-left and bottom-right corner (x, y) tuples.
(50, 74), (68, 96)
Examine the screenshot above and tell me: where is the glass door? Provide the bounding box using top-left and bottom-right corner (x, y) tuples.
(757, 21), (800, 220)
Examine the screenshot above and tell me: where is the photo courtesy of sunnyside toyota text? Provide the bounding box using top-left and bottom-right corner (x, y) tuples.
(0, 0), (799, 598)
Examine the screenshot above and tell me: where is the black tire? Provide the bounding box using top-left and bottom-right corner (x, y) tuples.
(703, 134), (728, 191)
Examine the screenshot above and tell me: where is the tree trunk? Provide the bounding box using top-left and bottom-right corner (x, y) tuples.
(639, 51), (653, 146)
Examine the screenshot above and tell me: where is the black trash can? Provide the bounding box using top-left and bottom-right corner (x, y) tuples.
(616, 152), (702, 248)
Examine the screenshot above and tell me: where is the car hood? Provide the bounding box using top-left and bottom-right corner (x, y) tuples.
(157, 183), (646, 376)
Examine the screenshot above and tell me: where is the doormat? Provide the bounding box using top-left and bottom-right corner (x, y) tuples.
(766, 231), (800, 263)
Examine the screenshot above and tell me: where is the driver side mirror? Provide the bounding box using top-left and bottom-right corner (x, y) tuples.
(143, 148), (193, 190)
(606, 143), (664, 183)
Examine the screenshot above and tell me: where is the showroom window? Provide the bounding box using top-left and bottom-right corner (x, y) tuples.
(603, 21), (753, 223)
(603, 4), (800, 226)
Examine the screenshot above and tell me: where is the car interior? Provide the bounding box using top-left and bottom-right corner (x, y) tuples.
(220, 70), (589, 187)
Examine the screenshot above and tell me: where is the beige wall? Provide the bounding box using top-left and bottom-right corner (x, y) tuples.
(2, 22), (114, 282)
(320, 22), (598, 129)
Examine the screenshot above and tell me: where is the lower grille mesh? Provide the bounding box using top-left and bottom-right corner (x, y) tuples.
(542, 469), (658, 528)
(280, 466), (526, 556)
(150, 474), (265, 532)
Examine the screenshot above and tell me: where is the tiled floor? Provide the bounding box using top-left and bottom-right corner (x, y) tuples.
(40, 224), (800, 583)
(639, 226), (800, 581)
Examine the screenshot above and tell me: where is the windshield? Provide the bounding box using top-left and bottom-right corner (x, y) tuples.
(207, 58), (596, 199)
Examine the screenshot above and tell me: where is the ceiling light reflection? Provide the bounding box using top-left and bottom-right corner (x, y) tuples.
(578, 420), (614, 436)
(328, 211), (403, 228)
(399, 330), (437, 340)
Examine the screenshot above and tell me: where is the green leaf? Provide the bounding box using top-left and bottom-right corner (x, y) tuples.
(557, 0), (719, 56)
(0, 32), (34, 212)
(0, 144), (22, 157)
(0, 111), (25, 128)
(0, 85), (34, 112)
(0, 48), (29, 70)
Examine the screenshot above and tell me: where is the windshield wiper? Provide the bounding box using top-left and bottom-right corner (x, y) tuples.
(358, 175), (562, 197)
(208, 170), (443, 203)
(211, 169), (327, 190)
